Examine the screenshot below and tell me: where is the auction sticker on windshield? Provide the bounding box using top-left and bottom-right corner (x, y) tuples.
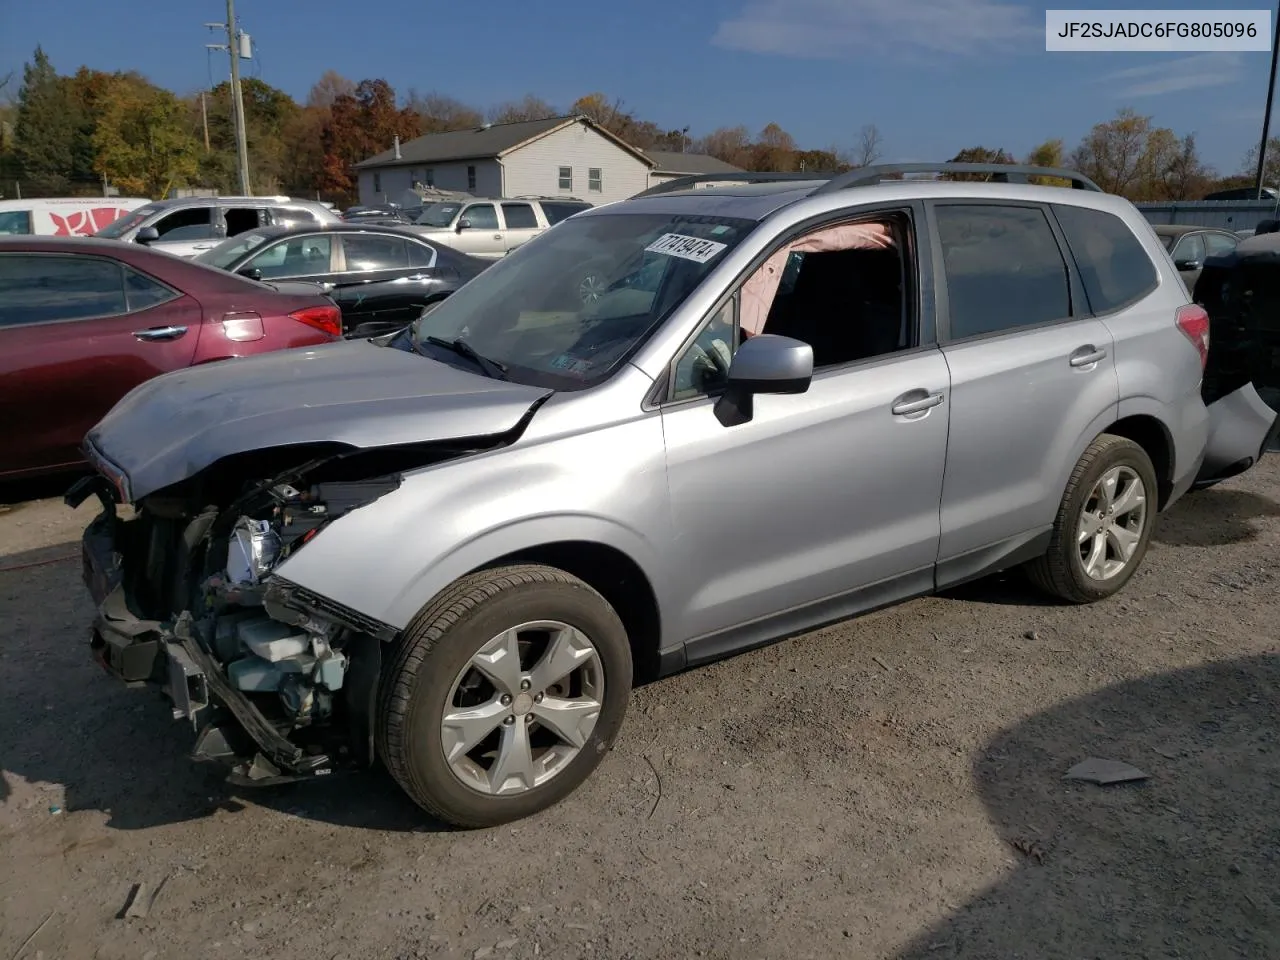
(645, 233), (728, 264)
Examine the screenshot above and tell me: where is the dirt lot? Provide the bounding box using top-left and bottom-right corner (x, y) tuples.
(1, 462), (1278, 960)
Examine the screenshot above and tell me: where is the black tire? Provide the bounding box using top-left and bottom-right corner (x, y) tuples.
(376, 564), (633, 828)
(1026, 434), (1158, 604)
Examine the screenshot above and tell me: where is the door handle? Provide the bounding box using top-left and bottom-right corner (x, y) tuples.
(191, 244), (214, 250)
(891, 392), (945, 416)
(133, 325), (187, 342)
(493, 234), (502, 240)
(1069, 345), (1108, 367)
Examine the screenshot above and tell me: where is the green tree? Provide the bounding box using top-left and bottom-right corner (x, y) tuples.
(198, 77), (300, 193)
(13, 47), (80, 194)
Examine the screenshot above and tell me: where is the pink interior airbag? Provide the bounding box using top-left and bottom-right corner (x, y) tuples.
(740, 222), (895, 334)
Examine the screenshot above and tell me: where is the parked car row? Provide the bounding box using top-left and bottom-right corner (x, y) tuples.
(193, 223), (490, 337)
(0, 236), (342, 481)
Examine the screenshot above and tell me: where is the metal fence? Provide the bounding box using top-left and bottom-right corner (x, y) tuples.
(1135, 199), (1280, 233)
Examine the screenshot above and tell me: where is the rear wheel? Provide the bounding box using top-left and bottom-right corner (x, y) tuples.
(376, 564), (633, 828)
(1026, 434), (1157, 604)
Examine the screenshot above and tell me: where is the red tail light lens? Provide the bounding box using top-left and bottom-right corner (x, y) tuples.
(289, 305), (342, 338)
(1175, 303), (1210, 369)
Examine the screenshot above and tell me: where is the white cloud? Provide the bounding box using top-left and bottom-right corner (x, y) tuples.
(1100, 53), (1244, 97)
(712, 0), (1041, 58)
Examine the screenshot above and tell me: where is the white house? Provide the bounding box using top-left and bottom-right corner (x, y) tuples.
(354, 115), (744, 206)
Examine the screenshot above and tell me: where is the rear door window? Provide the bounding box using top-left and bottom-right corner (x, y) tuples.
(245, 235), (334, 278)
(541, 202), (590, 225)
(1204, 232), (1238, 258)
(407, 240), (437, 268)
(501, 203), (538, 229)
(934, 204), (1071, 339)
(340, 233), (410, 271)
(1052, 204), (1158, 314)
(0, 254), (127, 327)
(224, 206), (268, 237)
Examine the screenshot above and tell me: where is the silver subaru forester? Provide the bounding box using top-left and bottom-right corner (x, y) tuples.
(71, 164), (1280, 828)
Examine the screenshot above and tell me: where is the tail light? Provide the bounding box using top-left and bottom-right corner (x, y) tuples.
(289, 305), (342, 338)
(1176, 303), (1210, 369)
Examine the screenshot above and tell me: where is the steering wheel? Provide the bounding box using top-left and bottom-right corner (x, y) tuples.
(687, 336), (733, 388)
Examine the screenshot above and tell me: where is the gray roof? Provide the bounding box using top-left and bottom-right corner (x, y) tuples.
(644, 151), (744, 176)
(356, 115), (653, 169)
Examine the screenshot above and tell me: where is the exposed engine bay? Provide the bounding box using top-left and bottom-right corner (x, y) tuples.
(69, 440), (487, 786)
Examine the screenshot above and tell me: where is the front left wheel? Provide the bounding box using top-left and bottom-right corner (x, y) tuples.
(376, 564), (633, 828)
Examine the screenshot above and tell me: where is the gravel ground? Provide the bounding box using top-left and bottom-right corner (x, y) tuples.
(1, 461), (1278, 960)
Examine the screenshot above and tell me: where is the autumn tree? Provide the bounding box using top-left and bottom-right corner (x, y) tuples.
(849, 124), (884, 167)
(1070, 108), (1156, 198)
(486, 95), (558, 125)
(406, 91), (483, 134)
(747, 122), (798, 171)
(307, 70), (355, 109)
(694, 126), (753, 168)
(93, 78), (200, 196)
(319, 78), (418, 202)
(1143, 131), (1211, 201)
(1238, 137), (1280, 195)
(277, 72), (354, 198)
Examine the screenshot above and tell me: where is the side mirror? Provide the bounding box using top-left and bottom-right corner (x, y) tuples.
(455, 218), (472, 233)
(238, 266), (263, 281)
(136, 226), (160, 244)
(712, 334), (813, 428)
(1175, 258), (1202, 271)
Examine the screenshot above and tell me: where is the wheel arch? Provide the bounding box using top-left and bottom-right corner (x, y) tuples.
(1102, 412), (1175, 509)
(473, 541), (664, 684)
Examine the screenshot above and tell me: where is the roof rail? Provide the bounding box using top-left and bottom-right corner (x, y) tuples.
(634, 172), (826, 198)
(811, 163), (1102, 194)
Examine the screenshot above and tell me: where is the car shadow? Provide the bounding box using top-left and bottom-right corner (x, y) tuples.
(892, 653), (1280, 959)
(1153, 485), (1280, 547)
(0, 541), (454, 833)
(0, 469), (87, 509)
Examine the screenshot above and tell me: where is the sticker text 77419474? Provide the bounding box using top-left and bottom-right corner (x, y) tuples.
(645, 233), (728, 264)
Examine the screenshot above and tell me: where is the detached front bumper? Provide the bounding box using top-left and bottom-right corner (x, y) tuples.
(70, 479), (343, 786)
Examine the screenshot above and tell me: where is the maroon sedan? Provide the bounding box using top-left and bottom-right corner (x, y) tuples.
(0, 236), (342, 481)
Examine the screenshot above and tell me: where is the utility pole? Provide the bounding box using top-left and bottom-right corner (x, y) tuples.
(1254, 2), (1280, 199)
(205, 3), (252, 195)
(200, 91), (211, 152)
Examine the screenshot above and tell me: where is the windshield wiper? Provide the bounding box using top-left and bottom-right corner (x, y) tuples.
(423, 335), (508, 379)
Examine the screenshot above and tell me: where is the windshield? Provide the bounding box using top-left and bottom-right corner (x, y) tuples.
(415, 202), (463, 227)
(195, 230), (278, 269)
(395, 211), (757, 389)
(94, 206), (158, 239)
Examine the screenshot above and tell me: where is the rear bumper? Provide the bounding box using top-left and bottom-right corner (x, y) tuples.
(1193, 382), (1280, 489)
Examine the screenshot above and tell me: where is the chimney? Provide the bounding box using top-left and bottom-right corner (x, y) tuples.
(393, 135), (402, 160)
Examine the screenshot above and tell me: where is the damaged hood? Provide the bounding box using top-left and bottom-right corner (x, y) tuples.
(86, 340), (551, 501)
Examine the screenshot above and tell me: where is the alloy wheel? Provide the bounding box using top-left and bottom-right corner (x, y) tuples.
(1076, 465), (1147, 581)
(441, 621), (604, 796)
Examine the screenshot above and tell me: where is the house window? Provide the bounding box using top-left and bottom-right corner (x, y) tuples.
(467, 165), (477, 191)
(424, 168), (434, 187)
(558, 166), (572, 191)
(373, 172), (382, 194)
(588, 168), (602, 193)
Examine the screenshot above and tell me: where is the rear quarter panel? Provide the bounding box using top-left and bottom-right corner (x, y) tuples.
(1099, 213), (1209, 487)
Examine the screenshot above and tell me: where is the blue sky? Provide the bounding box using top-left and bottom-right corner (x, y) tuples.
(0, 0), (1272, 174)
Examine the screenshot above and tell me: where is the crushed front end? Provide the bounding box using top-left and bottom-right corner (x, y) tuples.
(68, 454), (403, 787)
